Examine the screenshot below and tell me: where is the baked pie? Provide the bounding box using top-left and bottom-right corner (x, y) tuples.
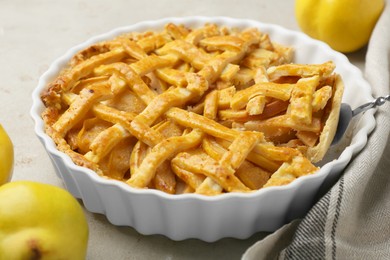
(41, 23), (343, 195)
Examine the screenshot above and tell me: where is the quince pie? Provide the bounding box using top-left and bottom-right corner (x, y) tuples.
(41, 23), (343, 195)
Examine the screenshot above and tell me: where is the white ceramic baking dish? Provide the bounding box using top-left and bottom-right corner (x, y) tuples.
(30, 16), (376, 242)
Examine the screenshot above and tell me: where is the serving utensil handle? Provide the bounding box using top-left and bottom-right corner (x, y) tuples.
(352, 95), (390, 117)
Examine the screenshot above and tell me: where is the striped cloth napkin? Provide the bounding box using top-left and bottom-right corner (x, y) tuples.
(243, 2), (390, 259)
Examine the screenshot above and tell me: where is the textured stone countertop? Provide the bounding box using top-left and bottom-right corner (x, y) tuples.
(0, 0), (365, 259)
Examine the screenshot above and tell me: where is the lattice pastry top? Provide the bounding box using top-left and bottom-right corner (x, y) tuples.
(41, 23), (343, 195)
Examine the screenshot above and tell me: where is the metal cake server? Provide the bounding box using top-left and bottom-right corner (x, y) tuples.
(332, 95), (390, 145)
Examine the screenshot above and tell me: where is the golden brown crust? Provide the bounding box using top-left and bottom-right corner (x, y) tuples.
(306, 74), (344, 162)
(40, 23), (344, 195)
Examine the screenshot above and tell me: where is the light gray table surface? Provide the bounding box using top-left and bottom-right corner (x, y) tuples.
(0, 0), (366, 259)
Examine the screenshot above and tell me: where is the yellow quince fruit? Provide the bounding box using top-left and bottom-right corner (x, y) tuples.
(0, 181), (89, 260)
(0, 124), (13, 185)
(295, 0), (385, 53)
